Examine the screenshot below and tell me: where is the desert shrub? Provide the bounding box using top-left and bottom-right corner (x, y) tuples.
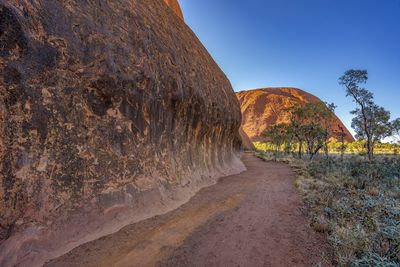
(306, 157), (400, 266)
(260, 153), (400, 266)
(352, 252), (399, 267)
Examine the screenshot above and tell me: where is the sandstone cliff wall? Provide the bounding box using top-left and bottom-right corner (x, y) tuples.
(164, 0), (184, 20)
(0, 0), (244, 266)
(237, 88), (354, 142)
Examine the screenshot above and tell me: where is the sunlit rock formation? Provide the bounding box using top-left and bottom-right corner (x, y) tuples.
(0, 0), (244, 266)
(164, 0), (184, 20)
(236, 88), (354, 142)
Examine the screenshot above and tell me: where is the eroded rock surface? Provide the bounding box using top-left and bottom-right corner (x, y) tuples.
(164, 0), (184, 20)
(0, 0), (244, 266)
(239, 127), (255, 150)
(237, 88), (354, 142)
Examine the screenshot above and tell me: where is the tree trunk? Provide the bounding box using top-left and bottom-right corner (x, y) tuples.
(340, 135), (345, 162)
(370, 141), (375, 160)
(310, 144), (323, 161)
(367, 137), (373, 161)
(298, 141), (302, 159)
(360, 103), (373, 161)
(323, 130), (329, 158)
(324, 140), (329, 158)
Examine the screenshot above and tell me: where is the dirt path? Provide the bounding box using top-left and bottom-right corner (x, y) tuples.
(46, 154), (331, 267)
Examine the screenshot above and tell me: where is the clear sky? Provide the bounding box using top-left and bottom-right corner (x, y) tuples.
(179, 0), (400, 136)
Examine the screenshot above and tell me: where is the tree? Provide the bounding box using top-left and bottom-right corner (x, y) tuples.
(335, 125), (348, 161)
(263, 123), (288, 161)
(339, 69), (394, 160)
(350, 104), (392, 157)
(392, 118), (400, 143)
(321, 102), (337, 157)
(284, 102), (336, 160)
(301, 102), (338, 160)
(302, 123), (325, 161)
(285, 104), (307, 158)
(339, 70), (373, 159)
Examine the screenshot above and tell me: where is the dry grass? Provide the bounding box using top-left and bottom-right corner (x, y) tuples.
(257, 151), (400, 266)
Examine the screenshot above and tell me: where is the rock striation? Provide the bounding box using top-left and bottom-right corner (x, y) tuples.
(239, 127), (255, 150)
(236, 88), (354, 142)
(164, 0), (184, 20)
(0, 0), (244, 266)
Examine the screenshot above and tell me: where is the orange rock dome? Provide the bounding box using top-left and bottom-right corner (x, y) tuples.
(236, 88), (354, 142)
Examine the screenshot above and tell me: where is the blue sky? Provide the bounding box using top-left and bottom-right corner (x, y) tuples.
(179, 0), (400, 136)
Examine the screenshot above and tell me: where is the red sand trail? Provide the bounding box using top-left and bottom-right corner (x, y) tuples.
(46, 154), (330, 267)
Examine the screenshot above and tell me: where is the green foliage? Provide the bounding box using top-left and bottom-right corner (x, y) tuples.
(339, 69), (399, 160)
(263, 123), (290, 160)
(393, 118), (400, 144)
(255, 140), (400, 156)
(264, 102), (337, 160)
(329, 141), (400, 155)
(351, 104), (392, 143)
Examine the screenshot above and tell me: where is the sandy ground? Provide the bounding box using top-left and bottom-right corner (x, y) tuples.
(45, 154), (331, 267)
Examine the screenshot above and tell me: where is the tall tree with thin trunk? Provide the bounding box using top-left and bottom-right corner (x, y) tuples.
(339, 70), (373, 159)
(335, 125), (347, 161)
(339, 69), (395, 160)
(264, 123), (288, 161)
(285, 104), (307, 159)
(350, 104), (392, 157)
(321, 102), (337, 158)
(393, 118), (400, 143)
(301, 102), (334, 160)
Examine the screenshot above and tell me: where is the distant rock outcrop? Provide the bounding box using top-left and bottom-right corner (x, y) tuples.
(236, 88), (354, 142)
(0, 0), (244, 266)
(164, 0), (184, 20)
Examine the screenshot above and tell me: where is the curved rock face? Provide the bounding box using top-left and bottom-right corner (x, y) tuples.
(163, 0), (184, 20)
(236, 88), (354, 142)
(239, 128), (255, 150)
(0, 0), (244, 266)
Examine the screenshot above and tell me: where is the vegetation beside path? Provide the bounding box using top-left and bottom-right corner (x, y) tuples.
(261, 69), (400, 162)
(257, 151), (400, 266)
